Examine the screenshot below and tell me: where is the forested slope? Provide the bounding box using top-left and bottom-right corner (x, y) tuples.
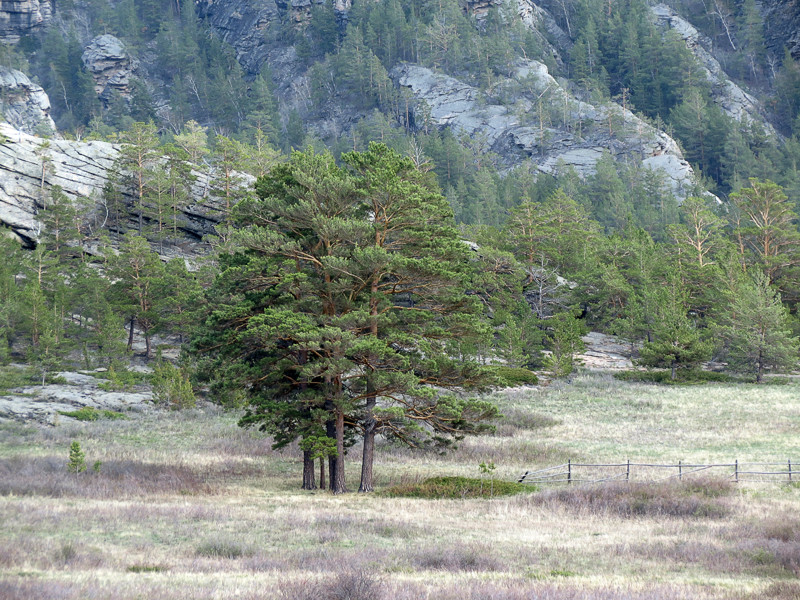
(1, 0), (800, 394)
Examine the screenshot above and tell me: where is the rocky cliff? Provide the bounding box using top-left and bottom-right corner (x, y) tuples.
(762, 0), (800, 60)
(651, 4), (775, 134)
(0, 0), (51, 43)
(394, 61), (697, 197)
(81, 35), (140, 101)
(0, 122), (248, 251)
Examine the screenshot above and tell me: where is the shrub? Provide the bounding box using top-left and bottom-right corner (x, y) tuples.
(405, 544), (501, 572)
(151, 360), (195, 409)
(96, 361), (147, 392)
(614, 370), (741, 384)
(490, 366), (539, 387)
(0, 456), (209, 498)
(382, 476), (534, 499)
(279, 570), (383, 600)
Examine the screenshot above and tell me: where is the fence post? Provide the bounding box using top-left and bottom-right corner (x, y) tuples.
(789, 460), (793, 484)
(626, 459), (630, 482)
(518, 471), (528, 484)
(735, 459), (739, 483)
(678, 460), (682, 481)
(567, 459), (571, 485)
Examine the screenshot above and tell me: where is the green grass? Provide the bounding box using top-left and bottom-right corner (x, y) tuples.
(57, 407), (128, 421)
(614, 369), (791, 385)
(382, 475), (534, 499)
(126, 564), (167, 573)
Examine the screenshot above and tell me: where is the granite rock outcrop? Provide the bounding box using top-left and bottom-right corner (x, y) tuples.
(393, 61), (697, 197)
(0, 67), (56, 135)
(81, 34), (139, 101)
(0, 0), (51, 43)
(0, 122), (251, 250)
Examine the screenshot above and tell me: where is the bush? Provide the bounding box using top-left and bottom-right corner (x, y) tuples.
(96, 361), (148, 392)
(151, 360), (195, 409)
(490, 366), (538, 387)
(382, 476), (534, 499)
(279, 570), (383, 600)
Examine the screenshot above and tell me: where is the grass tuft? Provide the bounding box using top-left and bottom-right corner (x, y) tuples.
(127, 564), (167, 573)
(279, 570), (384, 600)
(195, 538), (251, 559)
(382, 476), (534, 499)
(524, 478), (733, 518)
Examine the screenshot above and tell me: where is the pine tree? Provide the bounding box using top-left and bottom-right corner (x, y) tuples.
(637, 281), (712, 380)
(195, 146), (497, 494)
(720, 272), (799, 383)
(730, 178), (800, 290)
(108, 233), (166, 358)
(115, 122), (161, 235)
(67, 441), (87, 476)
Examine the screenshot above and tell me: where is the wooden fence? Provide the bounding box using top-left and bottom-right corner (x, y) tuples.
(517, 460), (798, 486)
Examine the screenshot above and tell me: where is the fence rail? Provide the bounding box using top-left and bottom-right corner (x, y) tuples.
(517, 459), (796, 486)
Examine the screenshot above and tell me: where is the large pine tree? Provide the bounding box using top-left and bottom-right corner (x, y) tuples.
(194, 144), (496, 494)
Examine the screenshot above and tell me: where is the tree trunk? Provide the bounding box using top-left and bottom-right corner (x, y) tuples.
(326, 407), (337, 491)
(319, 456), (326, 490)
(302, 450), (316, 490)
(127, 316), (136, 351)
(757, 349), (764, 383)
(671, 361), (677, 381)
(332, 409), (347, 494)
(359, 396), (376, 493)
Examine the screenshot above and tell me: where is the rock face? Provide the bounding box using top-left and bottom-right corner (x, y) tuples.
(196, 0), (278, 75)
(0, 0), (52, 43)
(0, 67), (56, 136)
(81, 34), (139, 101)
(393, 61), (697, 197)
(651, 4), (775, 134)
(0, 370), (153, 425)
(761, 0), (800, 60)
(577, 332), (634, 371)
(0, 122), (251, 249)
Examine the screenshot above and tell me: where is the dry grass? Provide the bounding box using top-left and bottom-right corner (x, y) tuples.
(1, 372), (799, 599)
(0, 455), (209, 498)
(525, 478), (734, 518)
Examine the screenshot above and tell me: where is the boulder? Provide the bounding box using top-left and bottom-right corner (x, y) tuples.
(0, 369), (154, 425)
(0, 67), (56, 136)
(81, 34), (139, 101)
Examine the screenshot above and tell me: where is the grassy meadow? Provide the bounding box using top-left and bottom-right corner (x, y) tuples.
(1, 372), (799, 599)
